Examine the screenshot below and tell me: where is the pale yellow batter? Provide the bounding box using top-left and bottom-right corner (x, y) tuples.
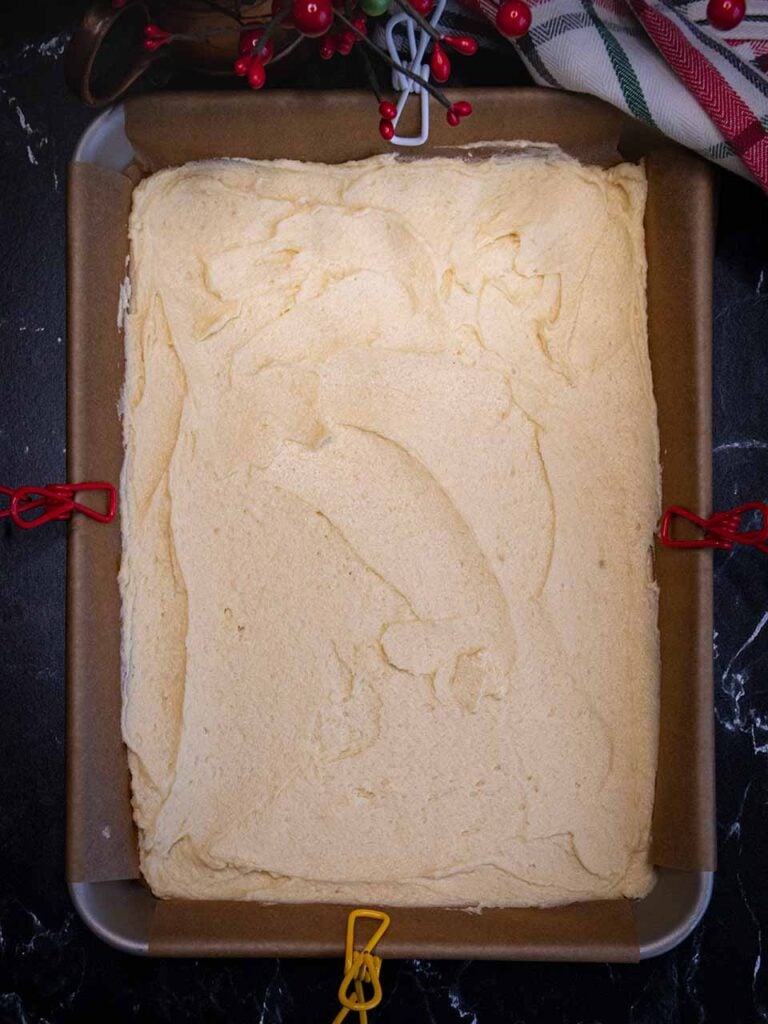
(120, 150), (660, 906)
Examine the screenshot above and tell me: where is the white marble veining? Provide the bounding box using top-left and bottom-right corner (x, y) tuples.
(258, 961), (287, 1024)
(737, 872), (768, 1023)
(682, 926), (706, 1024)
(716, 609), (768, 755)
(714, 439), (768, 454)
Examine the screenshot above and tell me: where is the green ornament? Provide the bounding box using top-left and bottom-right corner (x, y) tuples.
(360, 0), (389, 16)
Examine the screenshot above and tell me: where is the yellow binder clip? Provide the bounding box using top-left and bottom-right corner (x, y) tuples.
(332, 908), (391, 1024)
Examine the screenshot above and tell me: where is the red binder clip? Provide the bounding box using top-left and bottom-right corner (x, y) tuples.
(659, 502), (768, 555)
(0, 482), (116, 530)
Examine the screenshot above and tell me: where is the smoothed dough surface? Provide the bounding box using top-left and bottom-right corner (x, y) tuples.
(120, 150), (660, 906)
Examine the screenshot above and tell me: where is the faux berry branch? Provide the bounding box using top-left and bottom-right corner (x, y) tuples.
(119, 0), (749, 144)
(229, 0), (487, 137)
(122, 0), (492, 138)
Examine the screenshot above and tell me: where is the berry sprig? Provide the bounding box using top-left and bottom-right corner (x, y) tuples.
(127, 0), (479, 138)
(390, 0), (477, 98)
(142, 23), (173, 51)
(446, 99), (473, 126)
(356, 39), (399, 138)
(378, 99), (398, 139)
(221, 0), (481, 135)
(333, 7), (473, 132)
(232, 4), (293, 90)
(318, 14), (367, 60)
(234, 29), (274, 88)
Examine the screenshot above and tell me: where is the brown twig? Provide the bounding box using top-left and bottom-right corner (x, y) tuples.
(392, 0), (439, 39)
(190, 0), (247, 25)
(253, 5), (291, 57)
(358, 44), (383, 102)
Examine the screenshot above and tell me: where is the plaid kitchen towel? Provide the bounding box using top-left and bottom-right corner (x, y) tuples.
(460, 0), (768, 188)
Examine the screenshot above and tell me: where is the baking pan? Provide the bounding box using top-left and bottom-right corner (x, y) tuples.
(67, 91), (715, 960)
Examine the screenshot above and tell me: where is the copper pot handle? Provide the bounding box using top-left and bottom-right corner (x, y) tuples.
(65, 0), (159, 107)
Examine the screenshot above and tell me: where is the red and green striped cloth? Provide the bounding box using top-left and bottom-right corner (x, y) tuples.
(460, 0), (768, 189)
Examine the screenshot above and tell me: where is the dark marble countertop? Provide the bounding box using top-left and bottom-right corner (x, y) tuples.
(2, 2), (768, 1021)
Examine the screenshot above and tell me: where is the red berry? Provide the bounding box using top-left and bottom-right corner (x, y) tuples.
(706, 0), (745, 29)
(144, 23), (169, 39)
(379, 118), (395, 140)
(247, 57), (266, 89)
(447, 102), (472, 124)
(379, 100), (398, 119)
(239, 29), (274, 62)
(239, 29), (260, 54)
(430, 41), (451, 82)
(441, 34), (478, 55)
(272, 0), (295, 24)
(234, 55), (251, 75)
(319, 34), (336, 58)
(292, 0), (334, 36)
(142, 24), (171, 49)
(336, 28), (355, 53)
(495, 0), (531, 37)
(409, 0), (434, 13)
(353, 14), (368, 32)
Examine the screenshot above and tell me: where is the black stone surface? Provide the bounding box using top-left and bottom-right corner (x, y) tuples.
(1, 2), (767, 1021)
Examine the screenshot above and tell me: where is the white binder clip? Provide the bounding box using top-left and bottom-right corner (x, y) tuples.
(384, 0), (448, 147)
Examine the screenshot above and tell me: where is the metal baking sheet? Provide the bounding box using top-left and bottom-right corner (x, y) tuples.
(67, 93), (714, 959)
